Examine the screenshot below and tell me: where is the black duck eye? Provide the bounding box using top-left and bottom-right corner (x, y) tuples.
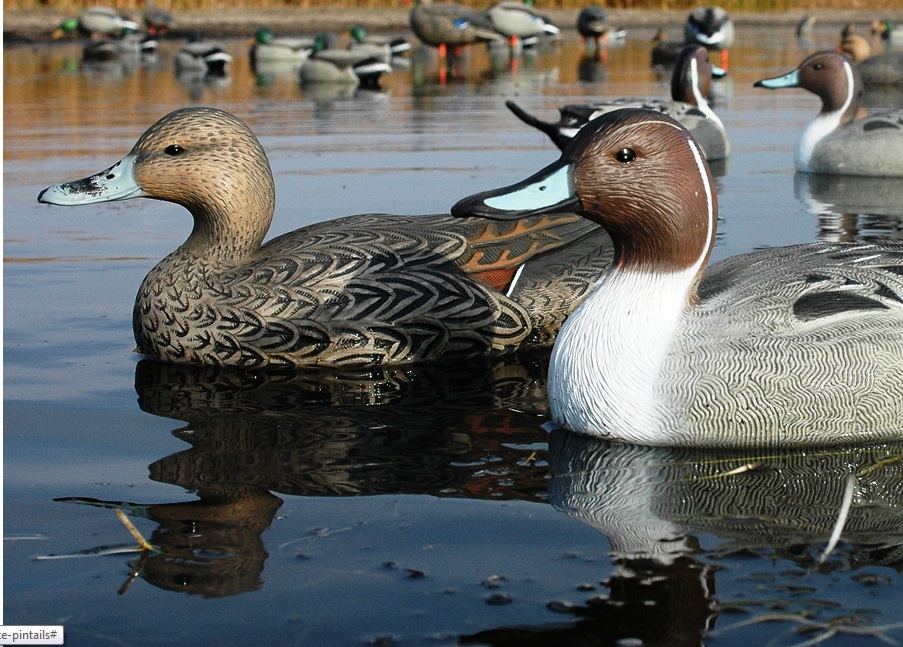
(164, 144), (184, 156)
(813, 63), (823, 71)
(615, 148), (636, 164)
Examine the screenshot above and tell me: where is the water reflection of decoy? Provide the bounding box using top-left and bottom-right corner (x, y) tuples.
(506, 45), (729, 161)
(794, 172), (903, 243)
(409, 0), (505, 59)
(464, 432), (903, 644)
(248, 28), (313, 72)
(300, 33), (393, 88)
(57, 486), (282, 598)
(135, 354), (553, 501)
(684, 6), (734, 69)
(453, 109), (903, 447)
(38, 107), (612, 369)
(756, 51), (903, 176)
(484, 1), (560, 50)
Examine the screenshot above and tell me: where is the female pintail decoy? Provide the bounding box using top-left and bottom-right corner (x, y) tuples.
(451, 108), (903, 448)
(249, 28), (313, 71)
(300, 33), (393, 87)
(755, 51), (903, 177)
(484, 1), (561, 49)
(37, 107), (613, 369)
(54, 7), (141, 39)
(506, 45), (729, 160)
(684, 6), (734, 68)
(175, 37), (233, 76)
(349, 25), (411, 61)
(409, 0), (504, 58)
(839, 33), (903, 87)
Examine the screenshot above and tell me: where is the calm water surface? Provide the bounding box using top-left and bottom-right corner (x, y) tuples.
(5, 21), (903, 646)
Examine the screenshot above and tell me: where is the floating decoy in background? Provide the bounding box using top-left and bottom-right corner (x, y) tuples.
(839, 33), (903, 87)
(300, 33), (393, 87)
(796, 14), (816, 39)
(452, 108), (903, 448)
(54, 6), (141, 39)
(37, 107), (613, 369)
(175, 35), (233, 76)
(249, 28), (312, 71)
(576, 5), (625, 52)
(650, 28), (685, 66)
(484, 1), (560, 49)
(409, 0), (504, 58)
(755, 51), (903, 176)
(871, 19), (903, 44)
(82, 30), (158, 63)
(349, 25), (411, 60)
(142, 2), (173, 37)
(507, 45), (729, 160)
(684, 6), (734, 68)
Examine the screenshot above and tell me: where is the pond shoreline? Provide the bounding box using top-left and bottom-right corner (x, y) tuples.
(5, 7), (903, 43)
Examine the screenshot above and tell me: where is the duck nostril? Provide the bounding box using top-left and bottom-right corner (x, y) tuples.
(105, 174), (116, 180)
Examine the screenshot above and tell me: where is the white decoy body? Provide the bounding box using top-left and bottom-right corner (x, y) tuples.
(452, 109), (903, 448)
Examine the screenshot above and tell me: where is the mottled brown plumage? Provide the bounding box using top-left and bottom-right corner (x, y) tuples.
(39, 107), (612, 369)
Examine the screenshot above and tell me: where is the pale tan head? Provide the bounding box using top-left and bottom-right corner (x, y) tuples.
(39, 107), (276, 263)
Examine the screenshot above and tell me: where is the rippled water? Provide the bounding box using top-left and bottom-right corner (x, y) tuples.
(5, 21), (903, 646)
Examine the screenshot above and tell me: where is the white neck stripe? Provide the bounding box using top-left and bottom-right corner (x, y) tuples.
(686, 137), (713, 275)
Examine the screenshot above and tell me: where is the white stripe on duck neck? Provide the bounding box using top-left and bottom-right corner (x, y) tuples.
(689, 57), (724, 130)
(547, 135), (714, 444)
(795, 59), (856, 172)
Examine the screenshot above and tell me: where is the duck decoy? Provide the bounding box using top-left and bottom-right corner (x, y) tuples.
(349, 25), (411, 60)
(755, 51), (903, 176)
(249, 28), (312, 71)
(175, 36), (233, 76)
(452, 108), (903, 448)
(300, 34), (393, 87)
(484, 1), (560, 49)
(576, 5), (625, 53)
(684, 6), (734, 68)
(650, 28), (685, 66)
(37, 107), (612, 369)
(796, 14), (816, 39)
(142, 2), (173, 37)
(54, 6), (141, 39)
(409, 0), (504, 58)
(82, 31), (157, 64)
(839, 33), (903, 87)
(506, 44), (729, 160)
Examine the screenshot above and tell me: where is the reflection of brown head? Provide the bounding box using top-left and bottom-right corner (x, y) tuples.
(138, 486), (282, 598)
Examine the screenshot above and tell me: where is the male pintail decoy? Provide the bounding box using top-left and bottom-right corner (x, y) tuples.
(684, 6), (734, 69)
(300, 34), (393, 87)
(484, 1), (561, 49)
(37, 107), (612, 369)
(839, 33), (903, 87)
(506, 45), (729, 160)
(349, 25), (411, 60)
(409, 0), (505, 58)
(54, 7), (141, 39)
(755, 51), (903, 177)
(249, 28), (313, 70)
(452, 108), (903, 448)
(175, 37), (233, 76)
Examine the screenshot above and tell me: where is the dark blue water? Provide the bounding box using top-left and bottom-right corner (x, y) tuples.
(5, 21), (903, 646)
